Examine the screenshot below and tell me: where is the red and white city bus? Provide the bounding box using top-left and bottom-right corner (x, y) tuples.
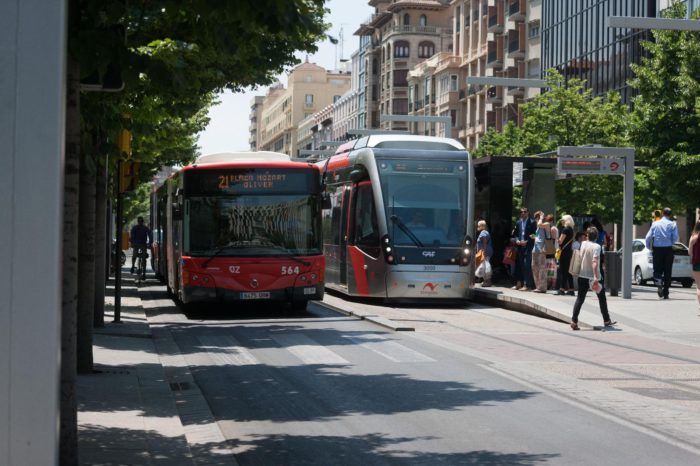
(317, 135), (475, 302)
(151, 152), (324, 310)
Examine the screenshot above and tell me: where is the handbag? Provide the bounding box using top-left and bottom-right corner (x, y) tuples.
(503, 245), (517, 265)
(569, 249), (582, 276)
(555, 237), (573, 261)
(543, 228), (556, 255)
(475, 249), (485, 267)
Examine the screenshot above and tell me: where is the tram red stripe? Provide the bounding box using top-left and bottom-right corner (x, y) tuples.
(347, 247), (369, 295)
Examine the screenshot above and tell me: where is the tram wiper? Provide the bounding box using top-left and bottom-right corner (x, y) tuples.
(390, 215), (424, 248)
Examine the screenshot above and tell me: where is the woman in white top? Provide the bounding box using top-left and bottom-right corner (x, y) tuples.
(570, 227), (617, 330)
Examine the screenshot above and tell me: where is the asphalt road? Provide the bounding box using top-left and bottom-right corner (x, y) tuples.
(141, 289), (700, 466)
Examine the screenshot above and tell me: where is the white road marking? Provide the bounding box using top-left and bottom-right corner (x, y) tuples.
(270, 333), (349, 365)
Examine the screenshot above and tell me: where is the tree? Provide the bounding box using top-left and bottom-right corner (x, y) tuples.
(629, 1), (700, 220)
(471, 71), (632, 224)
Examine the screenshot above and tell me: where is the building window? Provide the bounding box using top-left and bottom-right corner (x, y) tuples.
(305, 94), (313, 106)
(419, 15), (427, 27)
(403, 14), (410, 26)
(418, 41), (435, 58)
(450, 75), (458, 92)
(529, 22), (540, 38)
(394, 41), (409, 58)
(393, 69), (408, 87)
(333, 95), (341, 103)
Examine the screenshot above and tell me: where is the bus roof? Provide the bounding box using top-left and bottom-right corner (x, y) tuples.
(194, 151), (290, 165)
(356, 134), (465, 151)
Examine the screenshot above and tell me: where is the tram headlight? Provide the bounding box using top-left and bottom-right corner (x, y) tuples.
(381, 234), (395, 265)
(463, 248), (471, 255)
(387, 255), (394, 263)
(385, 246), (392, 253)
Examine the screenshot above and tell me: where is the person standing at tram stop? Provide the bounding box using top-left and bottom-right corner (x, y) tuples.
(556, 214), (576, 296)
(688, 221), (700, 314)
(645, 207), (679, 299)
(571, 226), (617, 330)
(531, 211), (550, 293)
(130, 216), (152, 278)
(511, 207), (537, 291)
(476, 220), (493, 287)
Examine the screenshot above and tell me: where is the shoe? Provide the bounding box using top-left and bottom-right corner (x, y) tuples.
(555, 290), (566, 296)
(481, 282), (492, 288)
(567, 291), (575, 296)
(141, 275), (146, 280)
(657, 286), (663, 298)
(604, 320), (617, 327)
(570, 322), (580, 331)
(533, 289), (545, 293)
(663, 295), (669, 300)
(519, 287), (530, 291)
(130, 266), (135, 274)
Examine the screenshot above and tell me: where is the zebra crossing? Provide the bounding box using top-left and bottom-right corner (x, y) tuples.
(193, 331), (435, 367)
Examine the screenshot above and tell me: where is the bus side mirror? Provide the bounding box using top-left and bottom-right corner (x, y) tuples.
(322, 193), (331, 210)
(172, 203), (182, 220)
(349, 168), (367, 183)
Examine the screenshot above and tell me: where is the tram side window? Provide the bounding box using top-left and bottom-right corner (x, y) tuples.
(329, 206), (341, 245)
(352, 183), (380, 256)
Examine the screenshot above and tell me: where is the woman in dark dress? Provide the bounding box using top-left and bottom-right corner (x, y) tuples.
(556, 214), (575, 296)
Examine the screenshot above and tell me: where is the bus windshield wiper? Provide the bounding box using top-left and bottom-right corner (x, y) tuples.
(201, 242), (240, 268)
(390, 215), (424, 247)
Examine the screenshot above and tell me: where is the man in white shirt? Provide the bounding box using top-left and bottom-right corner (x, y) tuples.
(570, 227), (616, 330)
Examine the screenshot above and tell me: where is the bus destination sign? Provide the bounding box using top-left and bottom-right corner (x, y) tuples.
(186, 168), (316, 195)
(557, 156), (625, 176)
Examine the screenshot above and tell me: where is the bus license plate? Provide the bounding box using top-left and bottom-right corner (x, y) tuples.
(240, 291), (271, 300)
(303, 287), (316, 295)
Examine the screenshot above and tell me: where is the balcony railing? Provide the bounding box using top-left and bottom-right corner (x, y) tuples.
(487, 50), (498, 64)
(391, 25), (439, 35)
(509, 1), (520, 16)
(488, 14), (498, 28)
(508, 39), (520, 53)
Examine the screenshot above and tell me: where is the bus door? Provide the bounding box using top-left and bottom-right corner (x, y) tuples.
(339, 186), (351, 286)
(346, 180), (382, 297)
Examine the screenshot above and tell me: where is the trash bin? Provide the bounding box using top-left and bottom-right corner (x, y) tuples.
(604, 251), (622, 296)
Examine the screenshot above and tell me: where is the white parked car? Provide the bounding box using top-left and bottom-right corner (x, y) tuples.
(620, 239), (694, 288)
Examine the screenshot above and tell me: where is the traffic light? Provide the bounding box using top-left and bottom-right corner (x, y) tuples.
(117, 128), (132, 159)
(119, 160), (140, 193)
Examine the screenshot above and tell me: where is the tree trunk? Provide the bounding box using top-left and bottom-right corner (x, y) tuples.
(60, 53), (80, 466)
(76, 141), (96, 373)
(93, 156), (108, 328)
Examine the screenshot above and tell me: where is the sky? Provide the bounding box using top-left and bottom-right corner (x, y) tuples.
(197, 0), (373, 154)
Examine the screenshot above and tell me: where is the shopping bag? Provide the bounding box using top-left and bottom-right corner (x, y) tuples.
(569, 250), (582, 276)
(475, 260), (492, 279)
(546, 258), (557, 289)
(475, 249), (485, 268)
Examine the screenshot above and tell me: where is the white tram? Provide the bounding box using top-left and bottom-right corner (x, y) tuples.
(318, 135), (475, 302)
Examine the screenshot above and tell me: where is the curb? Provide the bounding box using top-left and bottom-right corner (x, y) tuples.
(315, 301), (416, 332)
(472, 287), (594, 329)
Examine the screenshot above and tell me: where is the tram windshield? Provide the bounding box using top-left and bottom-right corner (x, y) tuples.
(184, 195), (321, 256)
(378, 159), (467, 247)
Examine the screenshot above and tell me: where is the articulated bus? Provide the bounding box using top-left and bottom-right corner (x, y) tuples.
(151, 152), (324, 311)
(317, 135), (475, 302)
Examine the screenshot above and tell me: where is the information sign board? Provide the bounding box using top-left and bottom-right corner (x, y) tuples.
(557, 156), (625, 176)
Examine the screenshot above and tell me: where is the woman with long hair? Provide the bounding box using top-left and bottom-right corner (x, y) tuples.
(556, 214), (576, 295)
(688, 220), (700, 314)
(531, 211), (548, 293)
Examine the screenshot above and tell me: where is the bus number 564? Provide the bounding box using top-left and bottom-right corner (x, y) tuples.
(281, 266), (300, 275)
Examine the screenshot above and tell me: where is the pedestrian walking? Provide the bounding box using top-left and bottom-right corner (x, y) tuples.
(556, 215), (575, 296)
(511, 206), (537, 291)
(531, 211), (549, 293)
(571, 226), (616, 330)
(645, 207), (679, 299)
(476, 220), (493, 287)
(688, 220), (700, 314)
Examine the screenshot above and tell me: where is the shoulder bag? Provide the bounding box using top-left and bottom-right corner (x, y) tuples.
(569, 249), (582, 276)
(543, 228), (556, 256)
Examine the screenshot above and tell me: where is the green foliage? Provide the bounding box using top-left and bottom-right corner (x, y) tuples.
(123, 183), (152, 228)
(70, 0), (331, 195)
(472, 121), (523, 157)
(629, 1), (700, 215)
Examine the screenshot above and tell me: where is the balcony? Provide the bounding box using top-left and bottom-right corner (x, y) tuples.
(507, 36), (525, 58)
(459, 89), (466, 100)
(467, 85), (478, 97)
(487, 8), (503, 33)
(486, 86), (503, 104)
(486, 42), (502, 69)
(390, 25), (440, 36)
(507, 86), (524, 97)
(414, 99), (424, 110)
(507, 0), (525, 22)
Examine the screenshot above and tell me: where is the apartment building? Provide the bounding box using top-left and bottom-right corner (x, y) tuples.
(355, 0), (453, 131)
(541, 0), (654, 104)
(254, 61), (351, 157)
(248, 96), (264, 150)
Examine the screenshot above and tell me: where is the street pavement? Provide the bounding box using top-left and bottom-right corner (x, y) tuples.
(77, 272), (700, 464)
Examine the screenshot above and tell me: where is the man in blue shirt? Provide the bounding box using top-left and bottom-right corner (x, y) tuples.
(130, 216), (152, 278)
(645, 207), (679, 299)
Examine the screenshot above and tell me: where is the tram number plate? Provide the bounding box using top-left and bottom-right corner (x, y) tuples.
(303, 287), (316, 295)
(240, 291), (271, 300)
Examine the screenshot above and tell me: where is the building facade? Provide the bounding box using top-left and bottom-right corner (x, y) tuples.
(248, 96), (264, 150)
(254, 61), (351, 157)
(355, 0), (453, 131)
(541, 0), (655, 104)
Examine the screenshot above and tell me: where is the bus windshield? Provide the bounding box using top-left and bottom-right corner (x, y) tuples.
(185, 195), (321, 256)
(378, 159), (467, 247)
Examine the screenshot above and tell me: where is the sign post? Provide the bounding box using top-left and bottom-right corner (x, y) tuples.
(557, 146), (635, 299)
